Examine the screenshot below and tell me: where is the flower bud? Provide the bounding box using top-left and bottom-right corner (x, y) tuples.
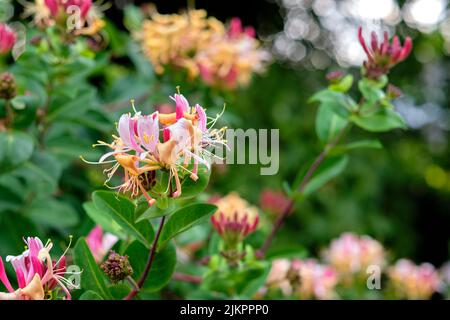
(386, 84), (402, 99)
(325, 70), (344, 83)
(0, 23), (16, 55)
(358, 27), (412, 80)
(101, 251), (133, 284)
(0, 72), (17, 100)
(211, 193), (259, 249)
(259, 189), (290, 217)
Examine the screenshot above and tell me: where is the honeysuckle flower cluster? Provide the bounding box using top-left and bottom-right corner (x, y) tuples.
(136, 9), (269, 89)
(0, 237), (79, 300)
(86, 92), (226, 206)
(266, 258), (338, 300)
(196, 17), (270, 89)
(136, 9), (223, 78)
(211, 192), (259, 250)
(22, 0), (106, 36)
(388, 259), (440, 300)
(358, 27), (412, 80)
(323, 233), (385, 279)
(86, 225), (118, 263)
(0, 23), (16, 54)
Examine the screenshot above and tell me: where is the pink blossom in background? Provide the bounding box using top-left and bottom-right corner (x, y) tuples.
(86, 226), (119, 263)
(0, 24), (16, 55)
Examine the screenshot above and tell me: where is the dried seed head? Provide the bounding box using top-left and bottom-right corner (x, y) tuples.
(101, 251), (133, 284)
(0, 72), (17, 100)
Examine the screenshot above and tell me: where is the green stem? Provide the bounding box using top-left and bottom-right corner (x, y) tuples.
(5, 100), (14, 127)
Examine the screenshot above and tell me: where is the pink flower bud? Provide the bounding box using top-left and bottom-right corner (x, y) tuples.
(325, 70), (344, 82)
(259, 189), (291, 216)
(211, 193), (259, 247)
(0, 23), (16, 55)
(358, 27), (413, 79)
(86, 225), (119, 263)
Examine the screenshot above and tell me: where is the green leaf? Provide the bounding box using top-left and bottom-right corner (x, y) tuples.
(351, 109), (406, 132)
(358, 79), (385, 104)
(92, 191), (154, 248)
(0, 175), (24, 212)
(330, 139), (383, 155)
(136, 199), (177, 221)
(26, 197), (79, 229)
(73, 238), (112, 299)
(202, 263), (270, 296)
(302, 155), (349, 197)
(17, 152), (62, 196)
(0, 131), (34, 173)
(158, 203), (217, 250)
(309, 89), (355, 118)
(125, 240), (177, 293)
(124, 4), (145, 31)
(178, 165), (211, 199)
(79, 290), (104, 300)
(46, 89), (96, 122)
(329, 74), (353, 92)
(315, 104), (348, 143)
(240, 262), (271, 297)
(83, 201), (128, 239)
(108, 283), (131, 299)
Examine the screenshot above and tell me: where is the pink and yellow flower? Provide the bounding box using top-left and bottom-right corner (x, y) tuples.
(388, 259), (440, 300)
(324, 233), (386, 278)
(136, 9), (270, 89)
(86, 225), (119, 263)
(266, 258), (338, 300)
(22, 0), (105, 36)
(358, 27), (412, 80)
(0, 237), (79, 300)
(196, 17), (270, 89)
(85, 92), (226, 206)
(136, 9), (224, 77)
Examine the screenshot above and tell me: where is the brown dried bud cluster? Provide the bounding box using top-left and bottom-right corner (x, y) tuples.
(101, 251), (133, 284)
(0, 72), (16, 100)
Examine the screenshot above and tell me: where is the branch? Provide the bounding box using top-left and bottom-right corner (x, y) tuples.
(124, 215), (166, 300)
(257, 125), (350, 258)
(172, 272), (202, 284)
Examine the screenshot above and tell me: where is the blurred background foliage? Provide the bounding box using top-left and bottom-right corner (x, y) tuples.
(0, 0), (449, 279)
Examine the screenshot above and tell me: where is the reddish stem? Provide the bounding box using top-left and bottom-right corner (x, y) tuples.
(124, 215), (166, 300)
(173, 272), (202, 284)
(257, 126), (350, 258)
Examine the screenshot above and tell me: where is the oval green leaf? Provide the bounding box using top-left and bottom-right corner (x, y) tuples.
(92, 191), (154, 248)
